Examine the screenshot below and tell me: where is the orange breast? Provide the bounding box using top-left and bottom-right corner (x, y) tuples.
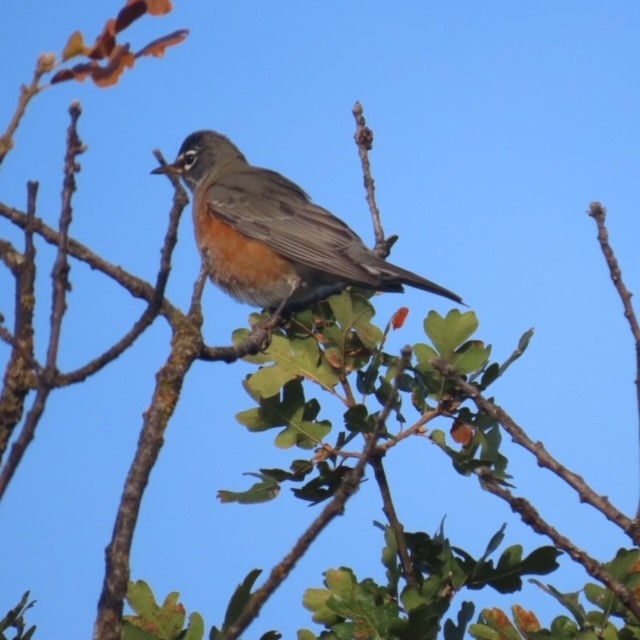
(193, 203), (297, 307)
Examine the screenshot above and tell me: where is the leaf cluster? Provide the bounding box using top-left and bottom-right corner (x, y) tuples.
(221, 289), (532, 505)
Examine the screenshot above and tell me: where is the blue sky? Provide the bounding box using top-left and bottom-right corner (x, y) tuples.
(2, 1), (640, 638)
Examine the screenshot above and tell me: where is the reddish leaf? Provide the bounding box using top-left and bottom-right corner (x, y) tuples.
(512, 606), (541, 634)
(451, 419), (474, 446)
(483, 608), (512, 629)
(147, 0), (173, 16)
(89, 18), (117, 60)
(62, 30), (89, 61)
(91, 45), (136, 87)
(70, 62), (99, 83)
(391, 307), (409, 330)
(50, 68), (76, 84)
(116, 0), (147, 33)
(135, 29), (189, 58)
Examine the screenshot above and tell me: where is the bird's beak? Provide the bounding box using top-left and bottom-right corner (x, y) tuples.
(151, 161), (183, 176)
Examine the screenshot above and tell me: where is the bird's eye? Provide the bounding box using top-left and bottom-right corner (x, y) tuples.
(183, 151), (197, 170)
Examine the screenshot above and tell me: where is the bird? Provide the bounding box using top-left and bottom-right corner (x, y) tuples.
(152, 130), (463, 314)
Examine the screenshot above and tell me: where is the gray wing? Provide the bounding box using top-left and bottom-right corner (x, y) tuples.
(206, 167), (383, 286)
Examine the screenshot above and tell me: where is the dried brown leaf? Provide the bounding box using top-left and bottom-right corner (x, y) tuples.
(72, 62), (99, 83)
(62, 30), (89, 61)
(135, 29), (189, 58)
(116, 1), (148, 33)
(91, 45), (136, 87)
(89, 19), (117, 60)
(50, 68), (76, 84)
(451, 419), (474, 446)
(147, 0), (173, 16)
(512, 606), (541, 634)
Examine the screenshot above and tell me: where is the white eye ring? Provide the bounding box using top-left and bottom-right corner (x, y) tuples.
(183, 150), (197, 170)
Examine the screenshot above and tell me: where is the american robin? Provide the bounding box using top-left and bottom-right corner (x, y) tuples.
(152, 130), (463, 313)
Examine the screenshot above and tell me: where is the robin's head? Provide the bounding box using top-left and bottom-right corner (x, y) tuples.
(151, 130), (247, 191)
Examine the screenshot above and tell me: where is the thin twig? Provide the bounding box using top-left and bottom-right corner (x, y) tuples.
(0, 105), (85, 499)
(223, 347), (412, 640)
(480, 469), (640, 620)
(378, 407), (441, 452)
(199, 322), (276, 362)
(370, 454), (417, 590)
(93, 267), (208, 640)
(352, 102), (396, 259)
(0, 202), (182, 325)
(0, 55), (51, 166)
(45, 103), (83, 376)
(433, 359), (638, 545)
(56, 150), (189, 386)
(588, 202), (640, 522)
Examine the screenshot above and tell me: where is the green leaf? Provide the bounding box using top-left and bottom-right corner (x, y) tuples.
(291, 464), (352, 504)
(124, 582), (187, 640)
(303, 588), (341, 626)
(0, 592), (37, 640)
(304, 569), (401, 638)
(237, 380), (332, 449)
(221, 569), (262, 632)
(530, 580), (588, 625)
(344, 404), (374, 433)
(480, 363), (500, 388)
(453, 342), (491, 375)
(218, 473), (281, 504)
(244, 334), (340, 398)
(380, 525), (401, 594)
(182, 613), (205, 640)
(470, 609), (521, 640)
(424, 310), (479, 357)
(480, 524), (506, 564)
(413, 343), (439, 374)
(498, 328), (535, 376)
(444, 601), (475, 640)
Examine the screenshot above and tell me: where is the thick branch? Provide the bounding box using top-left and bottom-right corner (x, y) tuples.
(480, 469), (640, 620)
(433, 360), (638, 544)
(0, 182), (38, 471)
(93, 271), (206, 640)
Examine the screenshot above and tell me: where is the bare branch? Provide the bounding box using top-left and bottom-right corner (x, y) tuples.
(0, 239), (23, 274)
(588, 202), (640, 523)
(0, 55), (52, 166)
(0, 202), (182, 325)
(433, 359), (638, 544)
(56, 150), (189, 386)
(370, 454), (417, 590)
(352, 102), (394, 258)
(0, 182), (39, 496)
(45, 103), (84, 376)
(93, 268), (207, 640)
(480, 469), (640, 620)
